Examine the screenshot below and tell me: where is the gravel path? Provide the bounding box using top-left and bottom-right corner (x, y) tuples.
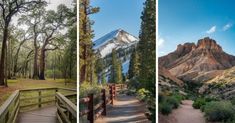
(95, 94), (150, 123)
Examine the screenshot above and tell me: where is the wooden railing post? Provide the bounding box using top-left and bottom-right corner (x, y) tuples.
(110, 85), (114, 105)
(38, 90), (41, 108)
(87, 93), (94, 123)
(101, 89), (106, 116)
(113, 85), (116, 98)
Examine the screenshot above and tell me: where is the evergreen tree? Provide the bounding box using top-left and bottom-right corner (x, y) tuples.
(128, 47), (139, 79)
(138, 0), (156, 93)
(116, 60), (123, 83)
(101, 73), (106, 84)
(95, 57), (105, 84)
(110, 49), (123, 83)
(137, 0), (156, 122)
(79, 0), (99, 84)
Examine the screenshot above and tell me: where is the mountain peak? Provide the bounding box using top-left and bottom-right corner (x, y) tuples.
(93, 29), (138, 57)
(159, 37), (235, 83)
(197, 37), (222, 52)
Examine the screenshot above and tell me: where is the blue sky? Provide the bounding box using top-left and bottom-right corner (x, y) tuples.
(90, 0), (145, 41)
(159, 0), (235, 56)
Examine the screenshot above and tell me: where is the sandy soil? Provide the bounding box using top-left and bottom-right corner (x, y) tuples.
(159, 100), (206, 123)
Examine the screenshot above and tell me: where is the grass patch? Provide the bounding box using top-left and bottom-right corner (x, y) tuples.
(0, 78), (76, 106)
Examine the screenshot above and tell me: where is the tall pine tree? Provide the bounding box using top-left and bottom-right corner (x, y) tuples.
(138, 0), (156, 122)
(128, 47), (139, 79)
(138, 0), (156, 93)
(110, 49), (123, 83)
(79, 0), (99, 84)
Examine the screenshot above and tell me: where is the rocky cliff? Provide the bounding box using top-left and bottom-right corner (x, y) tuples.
(159, 37), (235, 83)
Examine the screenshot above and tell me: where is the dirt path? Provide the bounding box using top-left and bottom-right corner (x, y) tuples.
(95, 94), (150, 123)
(168, 100), (206, 123)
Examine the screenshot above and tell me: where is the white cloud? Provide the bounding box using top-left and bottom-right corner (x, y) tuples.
(158, 37), (165, 47)
(206, 26), (216, 34)
(223, 23), (232, 31)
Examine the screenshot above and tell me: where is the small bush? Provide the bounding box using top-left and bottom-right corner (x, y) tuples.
(231, 98), (235, 105)
(137, 88), (150, 101)
(172, 93), (184, 102)
(159, 102), (172, 115)
(204, 101), (235, 122)
(158, 93), (165, 103)
(193, 98), (206, 109)
(167, 96), (180, 109)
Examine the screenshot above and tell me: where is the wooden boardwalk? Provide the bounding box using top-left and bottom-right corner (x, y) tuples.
(16, 106), (58, 123)
(95, 94), (150, 123)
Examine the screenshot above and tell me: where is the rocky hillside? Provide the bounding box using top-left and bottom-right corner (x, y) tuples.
(159, 37), (235, 83)
(199, 66), (235, 99)
(159, 66), (183, 86)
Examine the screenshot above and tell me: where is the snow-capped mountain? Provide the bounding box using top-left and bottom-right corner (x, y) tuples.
(93, 29), (138, 82)
(93, 29), (139, 58)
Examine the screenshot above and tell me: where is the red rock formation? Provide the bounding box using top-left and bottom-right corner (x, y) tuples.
(159, 37), (235, 82)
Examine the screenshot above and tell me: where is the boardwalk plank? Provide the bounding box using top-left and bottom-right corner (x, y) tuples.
(16, 106), (58, 123)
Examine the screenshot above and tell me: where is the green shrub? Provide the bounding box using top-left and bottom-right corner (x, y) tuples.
(193, 98), (206, 109)
(204, 101), (235, 122)
(158, 93), (165, 103)
(167, 96), (180, 109)
(159, 102), (172, 115)
(204, 97), (218, 102)
(137, 88), (150, 101)
(171, 93), (184, 102)
(231, 98), (235, 105)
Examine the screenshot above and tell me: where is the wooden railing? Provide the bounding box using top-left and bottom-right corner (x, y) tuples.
(79, 84), (127, 123)
(0, 87), (76, 123)
(56, 92), (77, 123)
(0, 90), (20, 123)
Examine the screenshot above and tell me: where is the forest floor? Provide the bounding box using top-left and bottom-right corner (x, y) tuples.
(0, 79), (76, 106)
(159, 100), (206, 123)
(95, 94), (150, 123)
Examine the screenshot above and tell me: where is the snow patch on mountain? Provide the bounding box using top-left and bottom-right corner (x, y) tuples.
(93, 29), (138, 57)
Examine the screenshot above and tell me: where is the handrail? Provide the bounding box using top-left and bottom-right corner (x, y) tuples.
(79, 84), (127, 123)
(0, 90), (20, 123)
(0, 87), (77, 123)
(56, 92), (77, 123)
(19, 87), (76, 110)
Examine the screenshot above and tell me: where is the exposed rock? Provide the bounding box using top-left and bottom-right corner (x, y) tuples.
(159, 66), (183, 86)
(159, 37), (235, 83)
(199, 66), (235, 99)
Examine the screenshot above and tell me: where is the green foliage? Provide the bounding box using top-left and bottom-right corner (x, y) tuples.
(110, 49), (123, 83)
(159, 102), (172, 115)
(166, 96), (180, 109)
(136, 0), (156, 121)
(127, 77), (141, 90)
(159, 94), (182, 116)
(128, 48), (139, 79)
(204, 101), (235, 122)
(79, 82), (103, 98)
(230, 98), (235, 105)
(137, 88), (150, 101)
(45, 69), (62, 79)
(193, 98), (206, 109)
(79, 0), (99, 83)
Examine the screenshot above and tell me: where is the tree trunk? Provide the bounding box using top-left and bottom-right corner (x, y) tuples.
(0, 24), (9, 85)
(32, 38), (39, 79)
(39, 48), (46, 80)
